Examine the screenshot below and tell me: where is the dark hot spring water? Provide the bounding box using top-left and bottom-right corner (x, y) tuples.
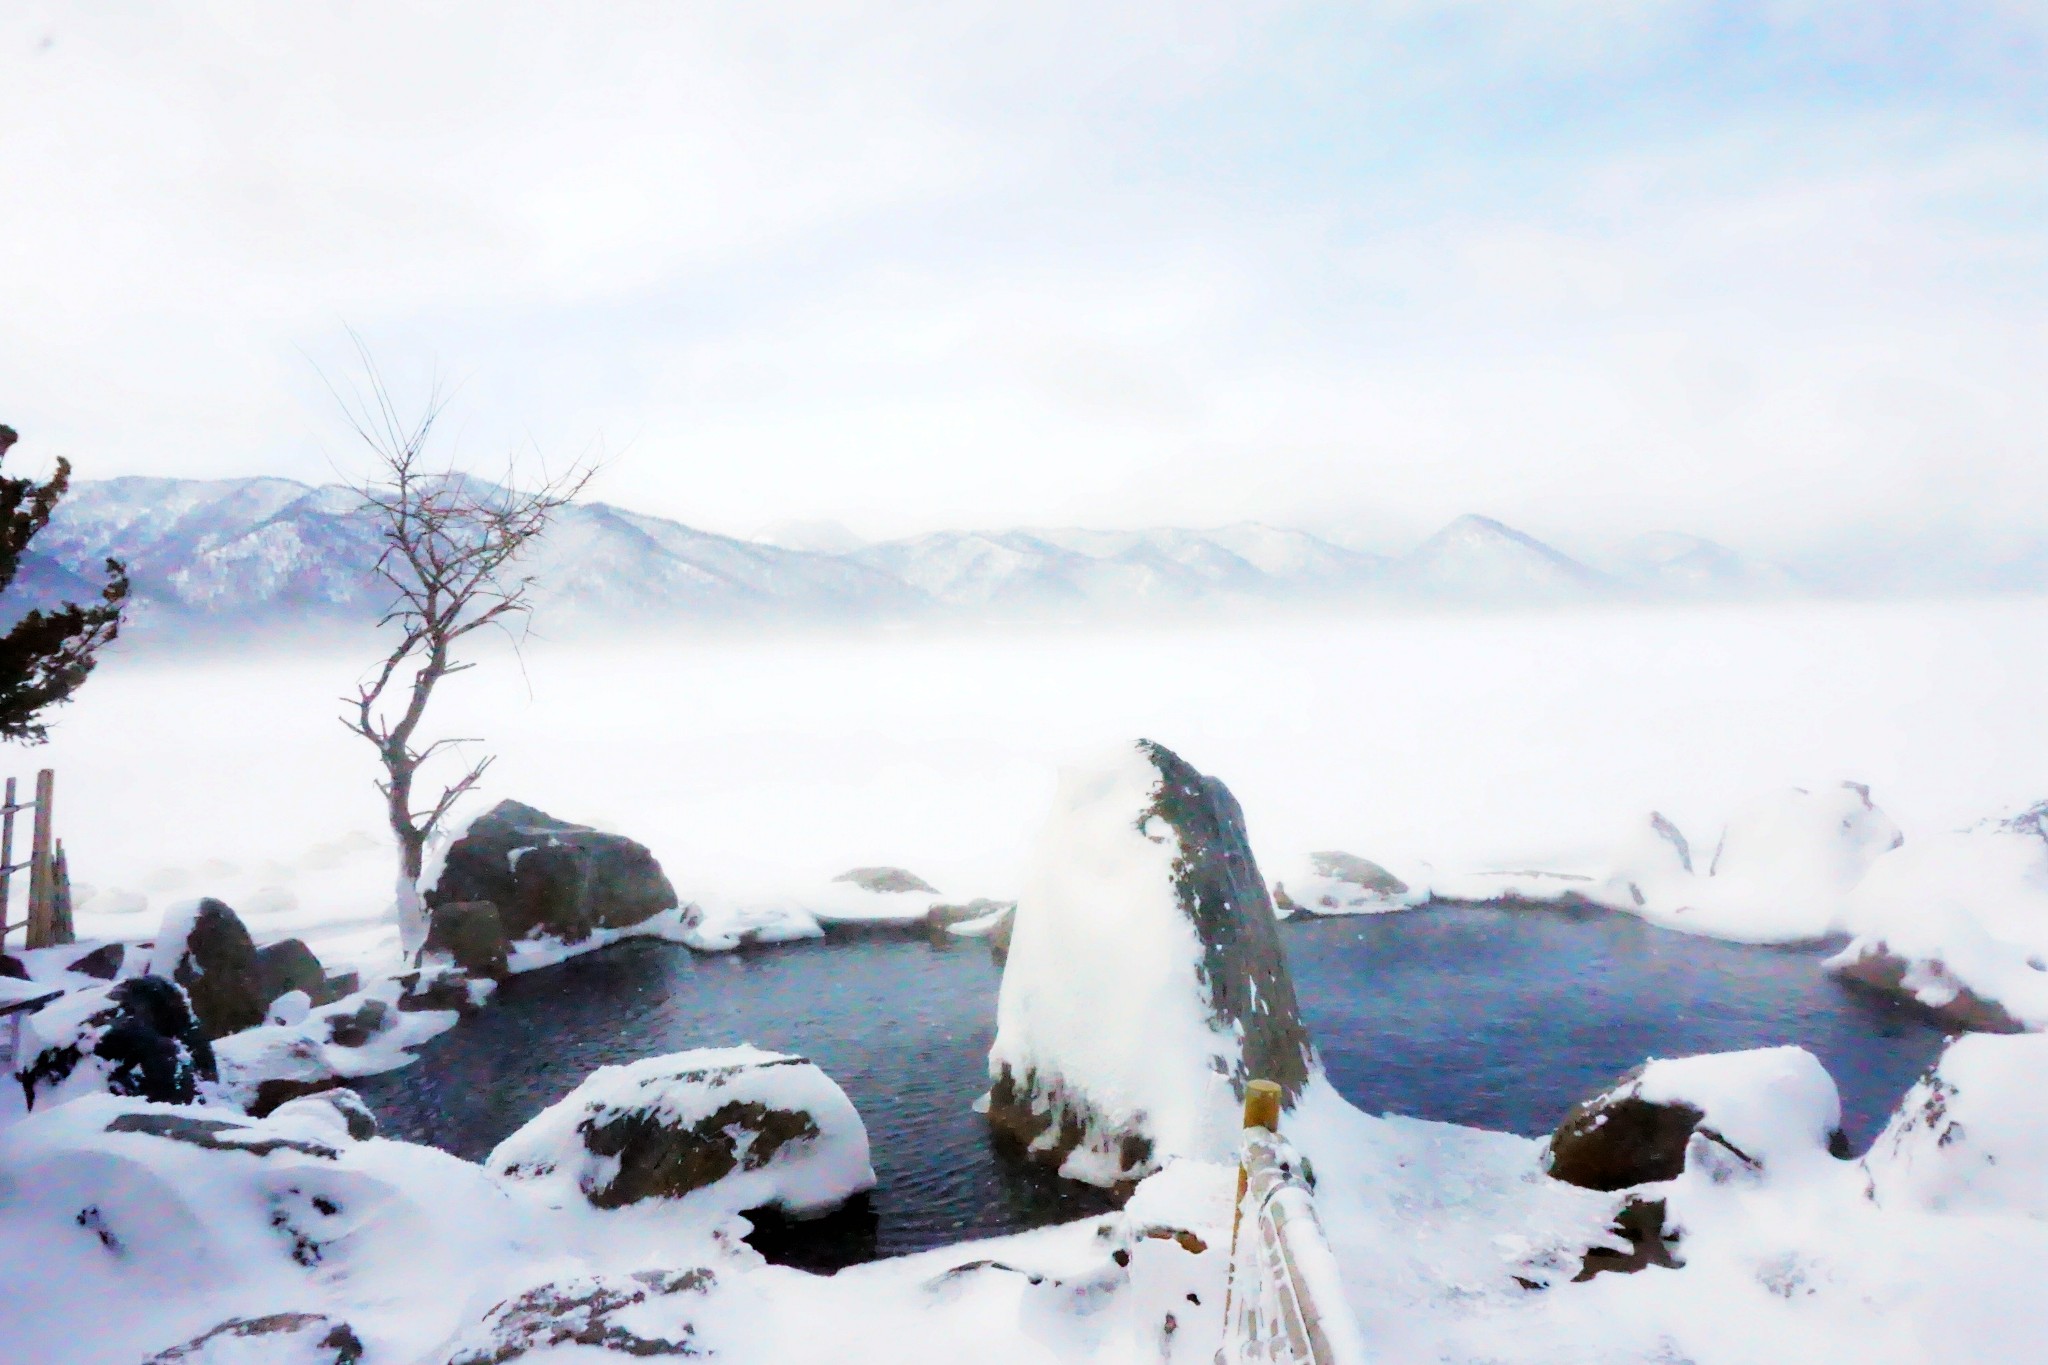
(355, 905), (1948, 1270)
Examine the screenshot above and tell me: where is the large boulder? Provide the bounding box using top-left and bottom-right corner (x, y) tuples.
(425, 800), (678, 946)
(419, 901), (511, 982)
(986, 739), (1313, 1189)
(1272, 850), (1415, 917)
(1547, 1047), (1849, 1192)
(488, 1046), (875, 1217)
(253, 939), (331, 1010)
(1863, 1032), (2048, 1219)
(150, 899), (266, 1039)
(16, 975), (218, 1110)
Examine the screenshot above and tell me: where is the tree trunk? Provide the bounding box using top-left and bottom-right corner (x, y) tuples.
(387, 766), (429, 956)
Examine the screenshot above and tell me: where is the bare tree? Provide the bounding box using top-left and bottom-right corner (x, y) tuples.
(335, 366), (592, 953)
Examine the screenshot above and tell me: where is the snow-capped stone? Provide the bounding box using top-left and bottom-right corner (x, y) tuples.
(142, 1312), (364, 1364)
(832, 866), (938, 894)
(442, 1268), (723, 1365)
(425, 800), (679, 947)
(1272, 850), (1417, 917)
(488, 1046), (875, 1217)
(1547, 1047), (1848, 1192)
(264, 1087), (380, 1143)
(17, 976), (218, 1110)
(986, 739), (1314, 1189)
(672, 900), (824, 953)
(1823, 822), (2048, 1030)
(251, 938), (328, 1011)
(150, 898), (266, 1039)
(1863, 1033), (2048, 1219)
(66, 942), (126, 981)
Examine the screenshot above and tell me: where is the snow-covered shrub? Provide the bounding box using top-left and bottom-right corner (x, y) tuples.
(987, 739), (1313, 1188)
(1863, 1032), (2048, 1219)
(17, 976), (218, 1110)
(487, 1046), (875, 1218)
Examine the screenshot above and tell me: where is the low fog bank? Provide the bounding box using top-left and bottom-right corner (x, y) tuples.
(34, 597), (2047, 967)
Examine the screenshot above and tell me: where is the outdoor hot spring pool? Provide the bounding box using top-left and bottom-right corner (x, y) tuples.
(353, 905), (1949, 1269)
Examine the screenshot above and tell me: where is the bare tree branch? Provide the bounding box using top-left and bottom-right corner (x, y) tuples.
(331, 344), (594, 952)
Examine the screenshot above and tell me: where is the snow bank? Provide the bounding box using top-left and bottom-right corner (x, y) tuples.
(1634, 1048), (1845, 1177)
(488, 1045), (875, 1219)
(1863, 1032), (2048, 1218)
(987, 740), (1313, 1188)
(0, 1093), (528, 1365)
(1824, 821), (2048, 1030)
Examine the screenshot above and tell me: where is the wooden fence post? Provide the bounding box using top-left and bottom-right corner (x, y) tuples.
(0, 776), (15, 950)
(26, 768), (54, 949)
(51, 839), (73, 946)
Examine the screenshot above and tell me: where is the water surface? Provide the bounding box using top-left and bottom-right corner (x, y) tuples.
(357, 906), (1948, 1266)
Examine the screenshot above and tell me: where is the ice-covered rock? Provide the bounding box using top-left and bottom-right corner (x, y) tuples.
(986, 739), (1314, 1189)
(1272, 850), (1419, 917)
(1547, 1047), (1848, 1192)
(488, 1046), (875, 1217)
(17, 976), (218, 1110)
(1863, 1032), (2048, 1219)
(425, 799), (679, 947)
(1824, 823), (2048, 1030)
(672, 899), (824, 953)
(150, 898), (267, 1039)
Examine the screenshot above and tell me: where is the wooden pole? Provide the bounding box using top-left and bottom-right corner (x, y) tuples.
(51, 839), (73, 946)
(26, 769), (53, 950)
(0, 776), (16, 950)
(1236, 1079), (1283, 1209)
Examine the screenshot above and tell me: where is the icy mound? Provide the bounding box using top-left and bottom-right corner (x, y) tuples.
(1601, 783), (1902, 941)
(986, 739), (1313, 1188)
(487, 1045), (875, 1218)
(1864, 1032), (2048, 1218)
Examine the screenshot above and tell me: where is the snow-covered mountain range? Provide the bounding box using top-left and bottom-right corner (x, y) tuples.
(2, 477), (2003, 639)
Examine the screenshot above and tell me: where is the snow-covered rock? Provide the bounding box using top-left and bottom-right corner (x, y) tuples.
(488, 1046), (875, 1218)
(441, 1268), (727, 1365)
(1824, 821), (2048, 1030)
(672, 899), (825, 953)
(1547, 1048), (1849, 1192)
(141, 1312), (365, 1364)
(1863, 1032), (2048, 1219)
(17, 976), (218, 1111)
(986, 740), (1314, 1188)
(417, 900), (511, 982)
(426, 799), (679, 950)
(150, 898), (268, 1039)
(1271, 850), (1422, 917)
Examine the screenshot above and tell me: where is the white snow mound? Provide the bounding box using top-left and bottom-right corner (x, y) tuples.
(1863, 1032), (2048, 1218)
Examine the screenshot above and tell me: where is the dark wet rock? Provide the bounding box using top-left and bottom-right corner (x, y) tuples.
(165, 899), (266, 1039)
(1825, 940), (2024, 1033)
(426, 800), (679, 946)
(985, 902), (1016, 965)
(420, 901), (511, 982)
(66, 942), (124, 980)
(833, 866), (939, 895)
(253, 938), (327, 1009)
(17, 975), (216, 1110)
(316, 971), (360, 1006)
(445, 1268), (716, 1364)
(145, 1312), (364, 1363)
(1574, 1196), (1682, 1281)
(742, 1191), (881, 1272)
(585, 1099), (818, 1208)
(105, 1111), (341, 1160)
(987, 740), (1312, 1188)
(0, 952), (27, 979)
(1547, 1074), (1706, 1191)
(398, 965), (487, 1016)
(324, 997), (393, 1047)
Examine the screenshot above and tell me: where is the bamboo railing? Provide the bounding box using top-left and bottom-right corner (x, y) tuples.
(1215, 1081), (1369, 1365)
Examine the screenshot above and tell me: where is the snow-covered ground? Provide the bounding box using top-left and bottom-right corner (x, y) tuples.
(34, 598), (2047, 978)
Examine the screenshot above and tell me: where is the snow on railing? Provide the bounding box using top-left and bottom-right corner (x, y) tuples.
(1216, 1081), (1370, 1365)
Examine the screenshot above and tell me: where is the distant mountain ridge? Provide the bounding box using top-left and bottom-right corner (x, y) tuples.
(8, 475), (1998, 639)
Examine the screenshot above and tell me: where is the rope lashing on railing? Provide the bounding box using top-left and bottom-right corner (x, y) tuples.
(1215, 1081), (1370, 1365)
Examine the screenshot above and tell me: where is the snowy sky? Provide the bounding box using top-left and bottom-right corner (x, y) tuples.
(2, 2), (2042, 552)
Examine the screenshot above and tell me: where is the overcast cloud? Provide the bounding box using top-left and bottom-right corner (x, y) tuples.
(2, 1), (2043, 554)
